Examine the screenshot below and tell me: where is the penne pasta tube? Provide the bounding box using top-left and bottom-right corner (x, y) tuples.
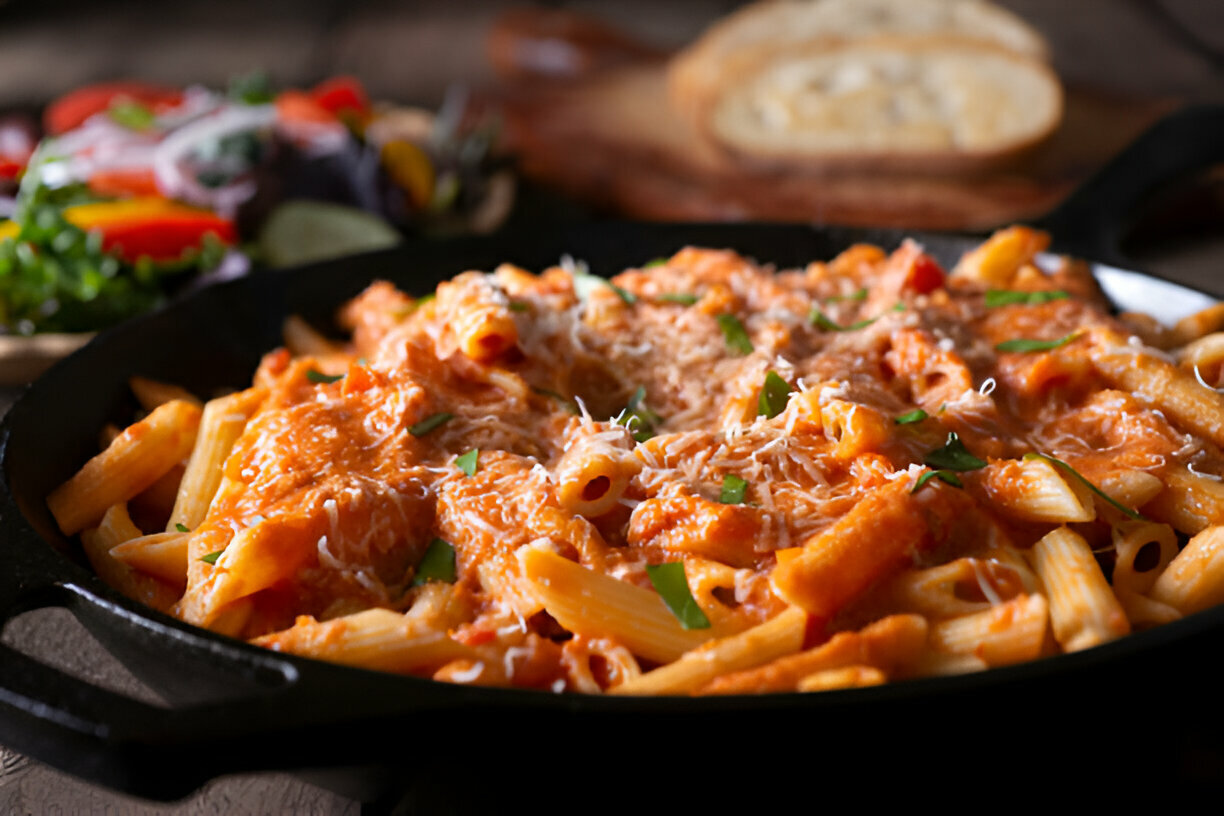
(612, 606), (807, 696)
(982, 458), (1095, 523)
(1150, 525), (1224, 616)
(282, 314), (344, 356)
(109, 531), (190, 586)
(128, 375), (202, 411)
(1090, 332), (1224, 448)
(167, 387), (267, 532)
(554, 429), (639, 518)
(1143, 465), (1224, 535)
(1031, 526), (1129, 652)
(1110, 520), (1178, 596)
(796, 665), (887, 692)
(699, 613), (927, 695)
(928, 594), (1049, 666)
(519, 545), (714, 664)
(253, 608), (475, 674)
(48, 399), (202, 535)
(80, 504), (180, 612)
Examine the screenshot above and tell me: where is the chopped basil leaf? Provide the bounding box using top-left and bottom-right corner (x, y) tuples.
(986, 289), (1069, 308)
(719, 474), (748, 504)
(411, 538), (457, 586)
(657, 292), (699, 305)
(826, 288), (868, 303)
(409, 412), (453, 437)
(175, 523), (190, 533)
(1024, 452), (1145, 520)
(717, 313), (754, 355)
(895, 409), (929, 425)
(809, 308), (877, 332)
(891, 303), (907, 312)
(508, 301), (529, 312)
(199, 550), (223, 565)
(911, 470), (963, 492)
(757, 371), (791, 419)
(614, 385), (663, 442)
(305, 369), (344, 384)
(456, 448), (479, 476)
(995, 333), (1079, 353)
(574, 270), (636, 305)
(642, 258), (668, 268)
(645, 562), (710, 630)
(984, 289), (1070, 308)
(923, 432), (987, 472)
(109, 100), (156, 130)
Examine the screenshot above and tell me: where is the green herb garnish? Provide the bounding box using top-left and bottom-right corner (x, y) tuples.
(809, 308), (877, 332)
(108, 100), (156, 131)
(455, 448), (479, 476)
(228, 70), (275, 104)
(411, 538), (457, 586)
(614, 385), (662, 442)
(305, 369), (344, 384)
(995, 333), (1080, 353)
(199, 550), (224, 565)
(923, 432), (987, 472)
(826, 288), (869, 303)
(657, 292), (699, 305)
(757, 371), (791, 419)
(719, 474), (748, 504)
(984, 289), (1070, 308)
(895, 409), (929, 425)
(1024, 452), (1145, 520)
(573, 269), (637, 305)
(642, 258), (668, 269)
(508, 301), (529, 312)
(716, 313), (753, 355)
(409, 412), (453, 436)
(911, 470), (964, 492)
(175, 523), (190, 533)
(645, 562), (710, 630)
(532, 387), (579, 415)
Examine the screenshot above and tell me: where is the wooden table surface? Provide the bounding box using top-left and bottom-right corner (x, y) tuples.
(1, 1), (1222, 813)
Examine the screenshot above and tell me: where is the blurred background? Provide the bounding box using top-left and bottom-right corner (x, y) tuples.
(1, 1), (1223, 813)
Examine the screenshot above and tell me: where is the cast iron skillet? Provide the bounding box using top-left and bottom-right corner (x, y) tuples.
(2, 106), (1224, 806)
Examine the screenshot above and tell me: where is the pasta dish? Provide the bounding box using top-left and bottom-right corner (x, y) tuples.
(47, 226), (1224, 694)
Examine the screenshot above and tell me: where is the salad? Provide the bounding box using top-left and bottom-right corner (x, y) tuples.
(0, 74), (512, 339)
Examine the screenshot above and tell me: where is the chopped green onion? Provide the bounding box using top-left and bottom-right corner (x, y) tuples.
(923, 432), (986, 472)
(305, 369), (344, 384)
(456, 448), (479, 476)
(985, 289), (1070, 308)
(645, 562), (710, 630)
(995, 333), (1079, 353)
(895, 409), (929, 425)
(1024, 452), (1145, 520)
(199, 550), (224, 565)
(409, 412), (453, 437)
(411, 538), (457, 586)
(757, 371), (791, 419)
(809, 308), (877, 332)
(657, 292), (699, 305)
(719, 474), (748, 504)
(911, 470), (963, 492)
(175, 523), (190, 533)
(717, 313), (754, 355)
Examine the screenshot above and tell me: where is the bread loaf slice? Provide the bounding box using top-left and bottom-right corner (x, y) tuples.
(669, 0), (1051, 122)
(701, 37), (1062, 171)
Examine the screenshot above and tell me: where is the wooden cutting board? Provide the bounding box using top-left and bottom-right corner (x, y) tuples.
(487, 11), (1175, 231)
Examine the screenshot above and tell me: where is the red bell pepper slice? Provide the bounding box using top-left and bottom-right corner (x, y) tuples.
(44, 81), (183, 135)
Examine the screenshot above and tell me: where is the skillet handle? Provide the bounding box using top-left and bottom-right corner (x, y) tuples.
(1033, 104), (1224, 266)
